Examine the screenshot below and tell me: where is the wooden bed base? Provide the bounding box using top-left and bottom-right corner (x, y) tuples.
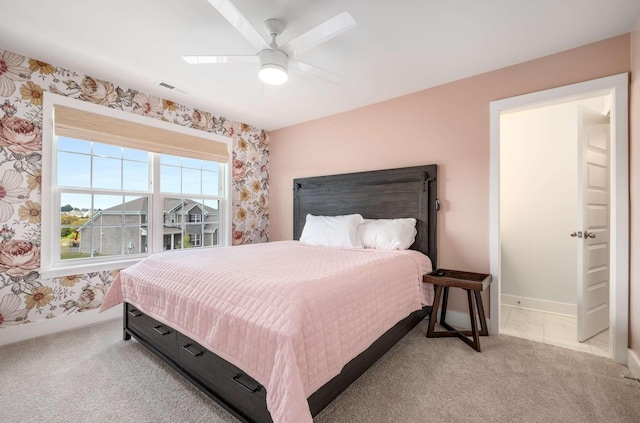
(124, 303), (431, 423)
(122, 165), (438, 422)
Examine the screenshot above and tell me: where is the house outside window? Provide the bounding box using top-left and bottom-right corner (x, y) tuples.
(77, 197), (218, 253)
(42, 93), (232, 278)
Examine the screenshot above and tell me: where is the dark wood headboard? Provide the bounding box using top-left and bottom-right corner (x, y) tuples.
(293, 165), (438, 268)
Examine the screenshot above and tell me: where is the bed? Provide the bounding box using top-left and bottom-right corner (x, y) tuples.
(100, 164), (438, 423)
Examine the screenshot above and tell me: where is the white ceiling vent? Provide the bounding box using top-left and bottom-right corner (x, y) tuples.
(155, 80), (191, 95)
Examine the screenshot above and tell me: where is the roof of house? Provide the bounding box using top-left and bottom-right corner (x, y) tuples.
(98, 198), (218, 215)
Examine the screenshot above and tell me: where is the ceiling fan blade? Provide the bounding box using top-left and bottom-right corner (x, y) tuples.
(207, 0), (269, 51)
(282, 11), (356, 58)
(182, 55), (258, 64)
(289, 60), (346, 85)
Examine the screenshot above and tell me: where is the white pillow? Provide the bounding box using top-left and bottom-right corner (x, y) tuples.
(299, 214), (364, 248)
(358, 218), (417, 250)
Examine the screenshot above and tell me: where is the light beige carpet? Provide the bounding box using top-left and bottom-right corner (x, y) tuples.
(1, 318), (638, 423)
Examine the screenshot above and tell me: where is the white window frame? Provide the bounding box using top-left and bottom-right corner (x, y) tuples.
(192, 233), (202, 247)
(41, 93), (232, 278)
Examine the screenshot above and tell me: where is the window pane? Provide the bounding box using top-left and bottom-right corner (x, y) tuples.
(160, 165), (181, 193)
(203, 199), (219, 247)
(187, 208), (202, 222)
(123, 148), (148, 162)
(61, 193), (91, 213)
(124, 196), (148, 225)
(182, 157), (201, 170)
(77, 225), (98, 258)
(95, 226), (123, 257)
(182, 168), (201, 195)
(203, 227), (217, 247)
(184, 199), (202, 218)
(189, 231), (202, 247)
(139, 226), (148, 253)
(93, 143), (122, 158)
(163, 198), (183, 226)
(123, 160), (149, 191)
(124, 226), (146, 254)
(203, 199), (219, 221)
(160, 154), (181, 166)
(202, 170), (219, 195)
(60, 219), (84, 234)
(93, 157), (121, 189)
(202, 161), (218, 171)
(184, 226), (200, 248)
(58, 152), (90, 188)
(60, 226), (90, 260)
(93, 195), (123, 224)
(163, 232), (179, 250)
(58, 137), (90, 154)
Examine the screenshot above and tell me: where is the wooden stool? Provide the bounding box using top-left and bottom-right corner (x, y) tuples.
(423, 269), (492, 352)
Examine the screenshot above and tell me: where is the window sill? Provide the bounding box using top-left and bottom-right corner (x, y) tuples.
(40, 257), (144, 279)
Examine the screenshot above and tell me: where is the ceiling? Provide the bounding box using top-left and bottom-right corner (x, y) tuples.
(1, 0), (639, 131)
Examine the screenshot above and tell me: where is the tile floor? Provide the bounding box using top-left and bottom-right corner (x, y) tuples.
(500, 305), (609, 357)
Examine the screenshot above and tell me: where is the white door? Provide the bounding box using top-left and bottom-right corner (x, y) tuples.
(576, 106), (610, 342)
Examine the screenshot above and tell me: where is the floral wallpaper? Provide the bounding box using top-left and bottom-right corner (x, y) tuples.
(0, 49), (269, 328)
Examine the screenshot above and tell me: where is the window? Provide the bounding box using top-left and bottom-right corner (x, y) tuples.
(42, 94), (232, 277)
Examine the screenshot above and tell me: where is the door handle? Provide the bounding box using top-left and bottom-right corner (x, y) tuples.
(570, 231), (583, 238)
(584, 231), (596, 238)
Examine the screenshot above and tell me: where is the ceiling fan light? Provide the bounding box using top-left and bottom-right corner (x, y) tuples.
(258, 48), (289, 85)
(259, 64), (288, 85)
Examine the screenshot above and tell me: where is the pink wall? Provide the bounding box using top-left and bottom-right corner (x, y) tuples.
(269, 35), (630, 317)
(630, 18), (640, 352)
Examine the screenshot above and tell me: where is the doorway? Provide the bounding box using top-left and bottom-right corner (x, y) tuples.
(498, 96), (610, 356)
(489, 73), (629, 365)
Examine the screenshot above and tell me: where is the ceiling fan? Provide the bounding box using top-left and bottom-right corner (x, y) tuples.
(182, 0), (357, 85)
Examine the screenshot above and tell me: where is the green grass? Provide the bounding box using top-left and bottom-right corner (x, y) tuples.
(60, 251), (92, 260)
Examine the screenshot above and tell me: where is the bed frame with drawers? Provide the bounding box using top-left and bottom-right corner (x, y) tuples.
(122, 164), (438, 423)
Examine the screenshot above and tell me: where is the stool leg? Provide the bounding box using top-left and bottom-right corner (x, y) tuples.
(467, 289), (481, 352)
(427, 285), (443, 338)
(474, 290), (488, 336)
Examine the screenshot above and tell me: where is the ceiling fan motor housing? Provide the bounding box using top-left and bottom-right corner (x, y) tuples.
(258, 48), (288, 72)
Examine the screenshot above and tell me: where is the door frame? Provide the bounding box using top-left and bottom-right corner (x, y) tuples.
(489, 73), (629, 365)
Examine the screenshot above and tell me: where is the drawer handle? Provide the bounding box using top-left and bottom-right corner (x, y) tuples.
(181, 344), (203, 357)
(153, 325), (171, 336)
(233, 373), (261, 393)
(128, 309), (142, 317)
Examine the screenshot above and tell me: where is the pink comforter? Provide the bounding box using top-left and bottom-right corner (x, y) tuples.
(100, 241), (433, 423)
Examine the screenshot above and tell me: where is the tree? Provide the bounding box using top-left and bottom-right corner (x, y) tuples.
(61, 204), (73, 212)
(60, 215), (78, 225)
(60, 216), (89, 237)
(177, 233), (194, 249)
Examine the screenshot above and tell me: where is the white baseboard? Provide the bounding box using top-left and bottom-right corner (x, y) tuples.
(628, 349), (640, 379)
(501, 294), (577, 317)
(0, 307), (121, 347)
